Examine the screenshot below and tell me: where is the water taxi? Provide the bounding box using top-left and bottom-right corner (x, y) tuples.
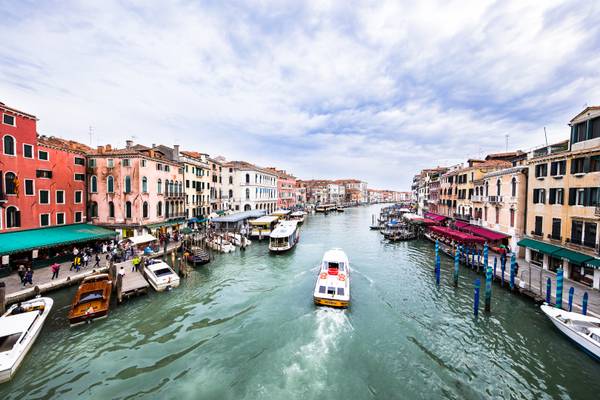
(68, 273), (112, 326)
(289, 211), (306, 224)
(0, 297), (53, 383)
(249, 215), (279, 239)
(541, 304), (600, 360)
(313, 249), (351, 308)
(315, 204), (336, 213)
(269, 221), (300, 252)
(144, 260), (180, 291)
(271, 209), (291, 220)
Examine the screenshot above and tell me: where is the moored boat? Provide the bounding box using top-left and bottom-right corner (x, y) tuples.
(0, 297), (53, 383)
(541, 304), (600, 360)
(207, 236), (235, 253)
(144, 260), (180, 291)
(249, 216), (279, 239)
(269, 221), (300, 252)
(68, 273), (112, 326)
(289, 211), (306, 224)
(313, 249), (351, 308)
(186, 247), (210, 266)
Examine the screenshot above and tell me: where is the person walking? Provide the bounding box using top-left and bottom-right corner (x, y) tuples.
(24, 268), (33, 286)
(17, 264), (26, 286)
(51, 263), (60, 280)
(75, 256), (82, 272)
(83, 253), (90, 269)
(93, 253), (101, 268)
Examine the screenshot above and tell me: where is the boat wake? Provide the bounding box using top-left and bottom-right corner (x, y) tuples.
(351, 267), (374, 285)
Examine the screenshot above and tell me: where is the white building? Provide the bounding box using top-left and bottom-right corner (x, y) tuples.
(224, 161), (278, 213)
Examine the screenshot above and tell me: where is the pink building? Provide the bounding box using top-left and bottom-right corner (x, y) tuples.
(87, 142), (185, 239)
(267, 168), (297, 209)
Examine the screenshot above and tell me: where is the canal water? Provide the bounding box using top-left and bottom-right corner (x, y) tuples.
(1, 205), (599, 400)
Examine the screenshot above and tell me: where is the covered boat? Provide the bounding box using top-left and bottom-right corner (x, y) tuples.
(271, 209), (291, 220)
(289, 211), (306, 224)
(68, 273), (112, 326)
(541, 305), (600, 360)
(0, 297), (53, 383)
(207, 235), (235, 253)
(269, 221), (300, 252)
(186, 247), (210, 266)
(249, 216), (279, 238)
(144, 260), (180, 291)
(313, 249), (351, 308)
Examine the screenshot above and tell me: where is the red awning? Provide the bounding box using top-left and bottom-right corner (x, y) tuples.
(429, 226), (486, 244)
(462, 225), (509, 241)
(454, 221), (470, 228)
(423, 218), (438, 225)
(424, 212), (447, 222)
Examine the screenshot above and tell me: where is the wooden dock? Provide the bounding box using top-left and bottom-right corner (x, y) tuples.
(112, 260), (150, 303)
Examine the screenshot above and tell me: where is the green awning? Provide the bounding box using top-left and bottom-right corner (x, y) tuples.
(517, 238), (562, 255)
(0, 224), (116, 255)
(146, 219), (185, 229)
(584, 258), (600, 269)
(180, 227), (193, 234)
(553, 248), (594, 265)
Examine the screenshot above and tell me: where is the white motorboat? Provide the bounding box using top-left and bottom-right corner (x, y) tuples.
(313, 249), (351, 308)
(289, 211), (306, 224)
(144, 260), (180, 291)
(269, 221), (300, 252)
(0, 297), (53, 383)
(541, 304), (600, 360)
(225, 232), (252, 247)
(207, 236), (235, 253)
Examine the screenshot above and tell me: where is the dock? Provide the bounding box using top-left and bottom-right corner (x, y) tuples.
(112, 260), (150, 303)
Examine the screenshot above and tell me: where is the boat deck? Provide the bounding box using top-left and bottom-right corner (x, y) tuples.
(114, 260), (150, 302)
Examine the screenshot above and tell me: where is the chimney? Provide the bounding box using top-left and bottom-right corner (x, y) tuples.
(97, 145), (105, 154)
(173, 145), (180, 161)
(126, 140), (133, 148)
(105, 144), (112, 151)
(152, 143), (156, 148)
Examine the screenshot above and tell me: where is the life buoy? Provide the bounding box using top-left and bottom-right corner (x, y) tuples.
(339, 274), (346, 281)
(319, 272), (327, 279)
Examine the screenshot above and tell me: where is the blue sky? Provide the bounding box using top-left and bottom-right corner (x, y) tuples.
(1, 1), (599, 190)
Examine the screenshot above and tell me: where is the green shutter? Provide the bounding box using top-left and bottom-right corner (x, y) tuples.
(568, 188), (576, 205)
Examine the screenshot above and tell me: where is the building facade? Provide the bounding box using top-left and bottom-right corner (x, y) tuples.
(266, 168), (297, 209)
(225, 161), (278, 213)
(180, 151), (210, 218)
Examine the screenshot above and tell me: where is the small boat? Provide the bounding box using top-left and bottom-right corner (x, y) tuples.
(336, 206), (344, 212)
(207, 236), (235, 253)
(186, 247), (210, 266)
(269, 221), (300, 252)
(313, 249), (351, 308)
(541, 304), (600, 360)
(144, 260), (180, 291)
(225, 232), (252, 247)
(271, 209), (291, 220)
(289, 211), (306, 224)
(0, 297), (53, 383)
(68, 273), (112, 326)
(249, 216), (279, 239)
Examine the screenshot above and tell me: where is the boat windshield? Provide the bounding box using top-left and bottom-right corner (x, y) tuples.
(0, 333), (22, 352)
(154, 268), (173, 277)
(325, 262), (345, 274)
(78, 290), (104, 305)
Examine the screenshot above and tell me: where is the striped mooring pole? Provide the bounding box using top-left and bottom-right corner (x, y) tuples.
(477, 250), (481, 272)
(493, 257), (497, 282)
(474, 279), (481, 317)
(555, 267), (564, 309)
(435, 254), (441, 286)
(582, 292), (588, 315)
(501, 255), (506, 286)
(509, 254), (516, 290)
(484, 265), (492, 312)
(483, 243), (489, 274)
(546, 278), (551, 304)
(568, 287), (574, 312)
(453, 248), (459, 287)
(435, 240), (439, 259)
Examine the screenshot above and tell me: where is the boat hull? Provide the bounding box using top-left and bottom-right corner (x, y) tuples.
(541, 305), (600, 361)
(69, 310), (109, 327)
(313, 296), (349, 308)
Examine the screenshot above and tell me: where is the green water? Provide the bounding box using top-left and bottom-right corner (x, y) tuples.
(1, 205), (599, 399)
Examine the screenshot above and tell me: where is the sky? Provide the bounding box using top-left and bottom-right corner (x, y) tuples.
(1, 0), (599, 190)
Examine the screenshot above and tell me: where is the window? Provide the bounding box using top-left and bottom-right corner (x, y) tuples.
(550, 160), (566, 176)
(107, 176), (114, 193)
(157, 201), (162, 217)
(38, 150), (49, 160)
(496, 179), (501, 196)
(74, 173), (85, 181)
(141, 159), (146, 167)
(590, 156), (600, 173)
(23, 144), (33, 159)
(3, 135), (15, 155)
(535, 163), (547, 178)
(36, 170), (52, 179)
(75, 211), (83, 223)
(509, 209), (515, 227)
(534, 216), (543, 236)
(75, 191), (83, 204)
(125, 201), (132, 218)
(158, 179), (162, 194)
(122, 159), (130, 167)
(495, 207), (499, 224)
(90, 176), (98, 193)
(156, 163), (163, 171)
(40, 213), (50, 227)
(533, 188), (546, 204)
(551, 218), (561, 240)
(571, 157), (586, 174)
(584, 222), (597, 248)
(143, 201), (149, 218)
(75, 157), (85, 166)
(24, 179), (34, 196)
(591, 117), (600, 140)
(510, 177), (517, 197)
(246, 173), (250, 184)
(108, 201), (115, 218)
(39, 190), (50, 204)
(229, 176), (233, 184)
(571, 220), (583, 244)
(5, 206), (20, 228)
(56, 190), (65, 204)
(124, 176), (131, 193)
(142, 177), (148, 193)
(3, 113), (15, 126)
(165, 165), (170, 172)
(572, 122), (587, 143)
(56, 212), (65, 225)
(4, 172), (16, 195)
(549, 188), (564, 205)
(107, 159), (114, 168)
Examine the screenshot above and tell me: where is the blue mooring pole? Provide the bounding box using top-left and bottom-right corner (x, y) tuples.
(493, 257), (497, 282)
(485, 265), (492, 312)
(556, 268), (564, 309)
(477, 250), (481, 272)
(474, 279), (480, 317)
(582, 292), (588, 315)
(454, 248), (459, 287)
(501, 255), (506, 286)
(483, 243), (489, 275)
(435, 254), (441, 286)
(546, 278), (551, 304)
(435, 240), (439, 259)
(509, 254), (515, 290)
(568, 287), (574, 312)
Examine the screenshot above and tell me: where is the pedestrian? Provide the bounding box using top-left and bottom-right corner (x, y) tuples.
(83, 253), (90, 268)
(51, 263), (60, 279)
(24, 268), (33, 286)
(94, 254), (101, 268)
(73, 247), (79, 257)
(17, 264), (26, 285)
(118, 266), (126, 278)
(75, 256), (82, 272)
(102, 242), (108, 253)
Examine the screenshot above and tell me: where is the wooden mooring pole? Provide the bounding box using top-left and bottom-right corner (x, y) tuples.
(0, 281), (6, 315)
(473, 279), (480, 317)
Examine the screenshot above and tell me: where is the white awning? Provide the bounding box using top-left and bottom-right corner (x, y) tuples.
(127, 234), (157, 245)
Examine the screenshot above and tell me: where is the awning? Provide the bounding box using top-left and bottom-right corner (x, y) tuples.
(462, 225), (510, 241)
(517, 238), (562, 255)
(429, 226), (486, 244)
(553, 248), (594, 265)
(180, 227), (193, 235)
(146, 219), (185, 229)
(424, 212), (447, 222)
(454, 221), (470, 229)
(0, 224), (117, 255)
(124, 234), (157, 246)
(584, 258), (600, 269)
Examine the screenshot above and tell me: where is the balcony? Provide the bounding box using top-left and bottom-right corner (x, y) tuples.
(165, 192), (185, 199)
(471, 195), (484, 203)
(488, 195), (503, 204)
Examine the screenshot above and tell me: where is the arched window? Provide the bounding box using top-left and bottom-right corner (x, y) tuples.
(484, 181), (489, 197)
(107, 176), (114, 193)
(157, 179), (162, 194)
(142, 177), (148, 193)
(165, 180), (169, 195)
(6, 206), (20, 228)
(165, 202), (170, 218)
(475, 187), (479, 196)
(496, 179), (501, 196)
(246, 173), (250, 184)
(244, 204), (251, 211)
(90, 175), (98, 193)
(4, 172), (16, 195)
(125, 201), (132, 218)
(246, 188), (250, 200)
(229, 189), (233, 199)
(89, 201), (98, 218)
(3, 135), (15, 155)
(124, 176), (131, 193)
(179, 182), (182, 194)
(108, 201), (115, 218)
(511, 177), (517, 197)
(229, 176), (233, 184)
(143, 201), (149, 218)
(157, 201), (163, 217)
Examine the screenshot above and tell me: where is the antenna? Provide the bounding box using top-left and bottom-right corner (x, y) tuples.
(505, 134), (509, 151)
(544, 127), (548, 146)
(88, 126), (94, 146)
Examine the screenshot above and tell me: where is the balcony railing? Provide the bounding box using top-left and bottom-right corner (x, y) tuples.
(165, 192), (185, 199)
(471, 195), (484, 202)
(454, 213), (472, 221)
(488, 195), (503, 203)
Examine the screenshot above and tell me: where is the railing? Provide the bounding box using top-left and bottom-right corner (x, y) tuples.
(165, 192), (185, 199)
(488, 195), (503, 203)
(471, 195), (484, 202)
(453, 213), (472, 221)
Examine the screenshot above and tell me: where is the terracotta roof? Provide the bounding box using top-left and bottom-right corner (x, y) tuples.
(0, 102), (37, 120)
(570, 106), (600, 123)
(224, 161), (277, 176)
(37, 135), (92, 153)
(181, 151), (208, 159)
